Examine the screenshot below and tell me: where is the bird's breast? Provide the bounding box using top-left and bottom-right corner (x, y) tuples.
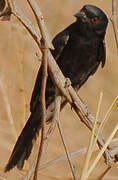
(57, 37), (100, 88)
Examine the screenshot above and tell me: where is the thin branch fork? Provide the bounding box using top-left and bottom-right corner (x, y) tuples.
(27, 0), (53, 50)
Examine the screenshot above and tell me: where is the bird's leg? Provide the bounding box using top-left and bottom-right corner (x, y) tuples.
(46, 107), (56, 136)
(64, 77), (75, 111)
(46, 96), (67, 137)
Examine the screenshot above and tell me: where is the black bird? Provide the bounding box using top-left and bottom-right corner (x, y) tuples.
(5, 4), (108, 171)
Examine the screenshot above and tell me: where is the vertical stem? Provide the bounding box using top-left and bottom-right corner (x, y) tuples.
(111, 0), (118, 50)
(33, 47), (48, 180)
(55, 91), (77, 180)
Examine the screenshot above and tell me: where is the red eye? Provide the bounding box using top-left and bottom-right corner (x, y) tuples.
(91, 17), (99, 23)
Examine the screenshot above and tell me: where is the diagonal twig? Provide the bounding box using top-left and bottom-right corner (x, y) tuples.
(27, 0), (53, 50)
(54, 89), (77, 180)
(97, 166), (111, 180)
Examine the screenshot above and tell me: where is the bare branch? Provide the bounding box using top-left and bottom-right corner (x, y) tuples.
(27, 0), (53, 49)
(111, 0), (118, 50)
(7, 0), (42, 47)
(97, 166), (111, 180)
(33, 49), (48, 180)
(55, 90), (77, 180)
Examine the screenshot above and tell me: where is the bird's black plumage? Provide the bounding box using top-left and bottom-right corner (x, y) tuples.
(5, 4), (108, 171)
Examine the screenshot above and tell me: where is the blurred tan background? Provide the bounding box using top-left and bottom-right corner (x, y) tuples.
(0, 0), (118, 179)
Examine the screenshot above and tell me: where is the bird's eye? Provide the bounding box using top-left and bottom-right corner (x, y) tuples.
(91, 17), (99, 23)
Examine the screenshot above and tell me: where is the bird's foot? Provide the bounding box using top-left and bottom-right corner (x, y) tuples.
(64, 78), (71, 88)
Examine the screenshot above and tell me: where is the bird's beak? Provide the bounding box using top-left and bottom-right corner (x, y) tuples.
(74, 11), (87, 22)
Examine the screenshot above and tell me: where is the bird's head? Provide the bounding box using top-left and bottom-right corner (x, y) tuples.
(74, 4), (108, 39)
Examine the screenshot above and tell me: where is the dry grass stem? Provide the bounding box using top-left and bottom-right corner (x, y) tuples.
(86, 122), (118, 178)
(96, 96), (118, 137)
(0, 78), (17, 139)
(84, 96), (118, 179)
(81, 92), (103, 180)
(22, 139), (118, 179)
(37, 138), (118, 172)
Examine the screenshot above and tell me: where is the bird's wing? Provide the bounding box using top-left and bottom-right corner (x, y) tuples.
(98, 41), (106, 68)
(30, 30), (70, 112)
(30, 67), (43, 112)
(51, 30), (70, 60)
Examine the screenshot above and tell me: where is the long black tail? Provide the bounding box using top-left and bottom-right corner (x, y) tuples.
(5, 104), (42, 172)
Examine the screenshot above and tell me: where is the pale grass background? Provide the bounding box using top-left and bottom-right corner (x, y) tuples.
(0, 0), (118, 179)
